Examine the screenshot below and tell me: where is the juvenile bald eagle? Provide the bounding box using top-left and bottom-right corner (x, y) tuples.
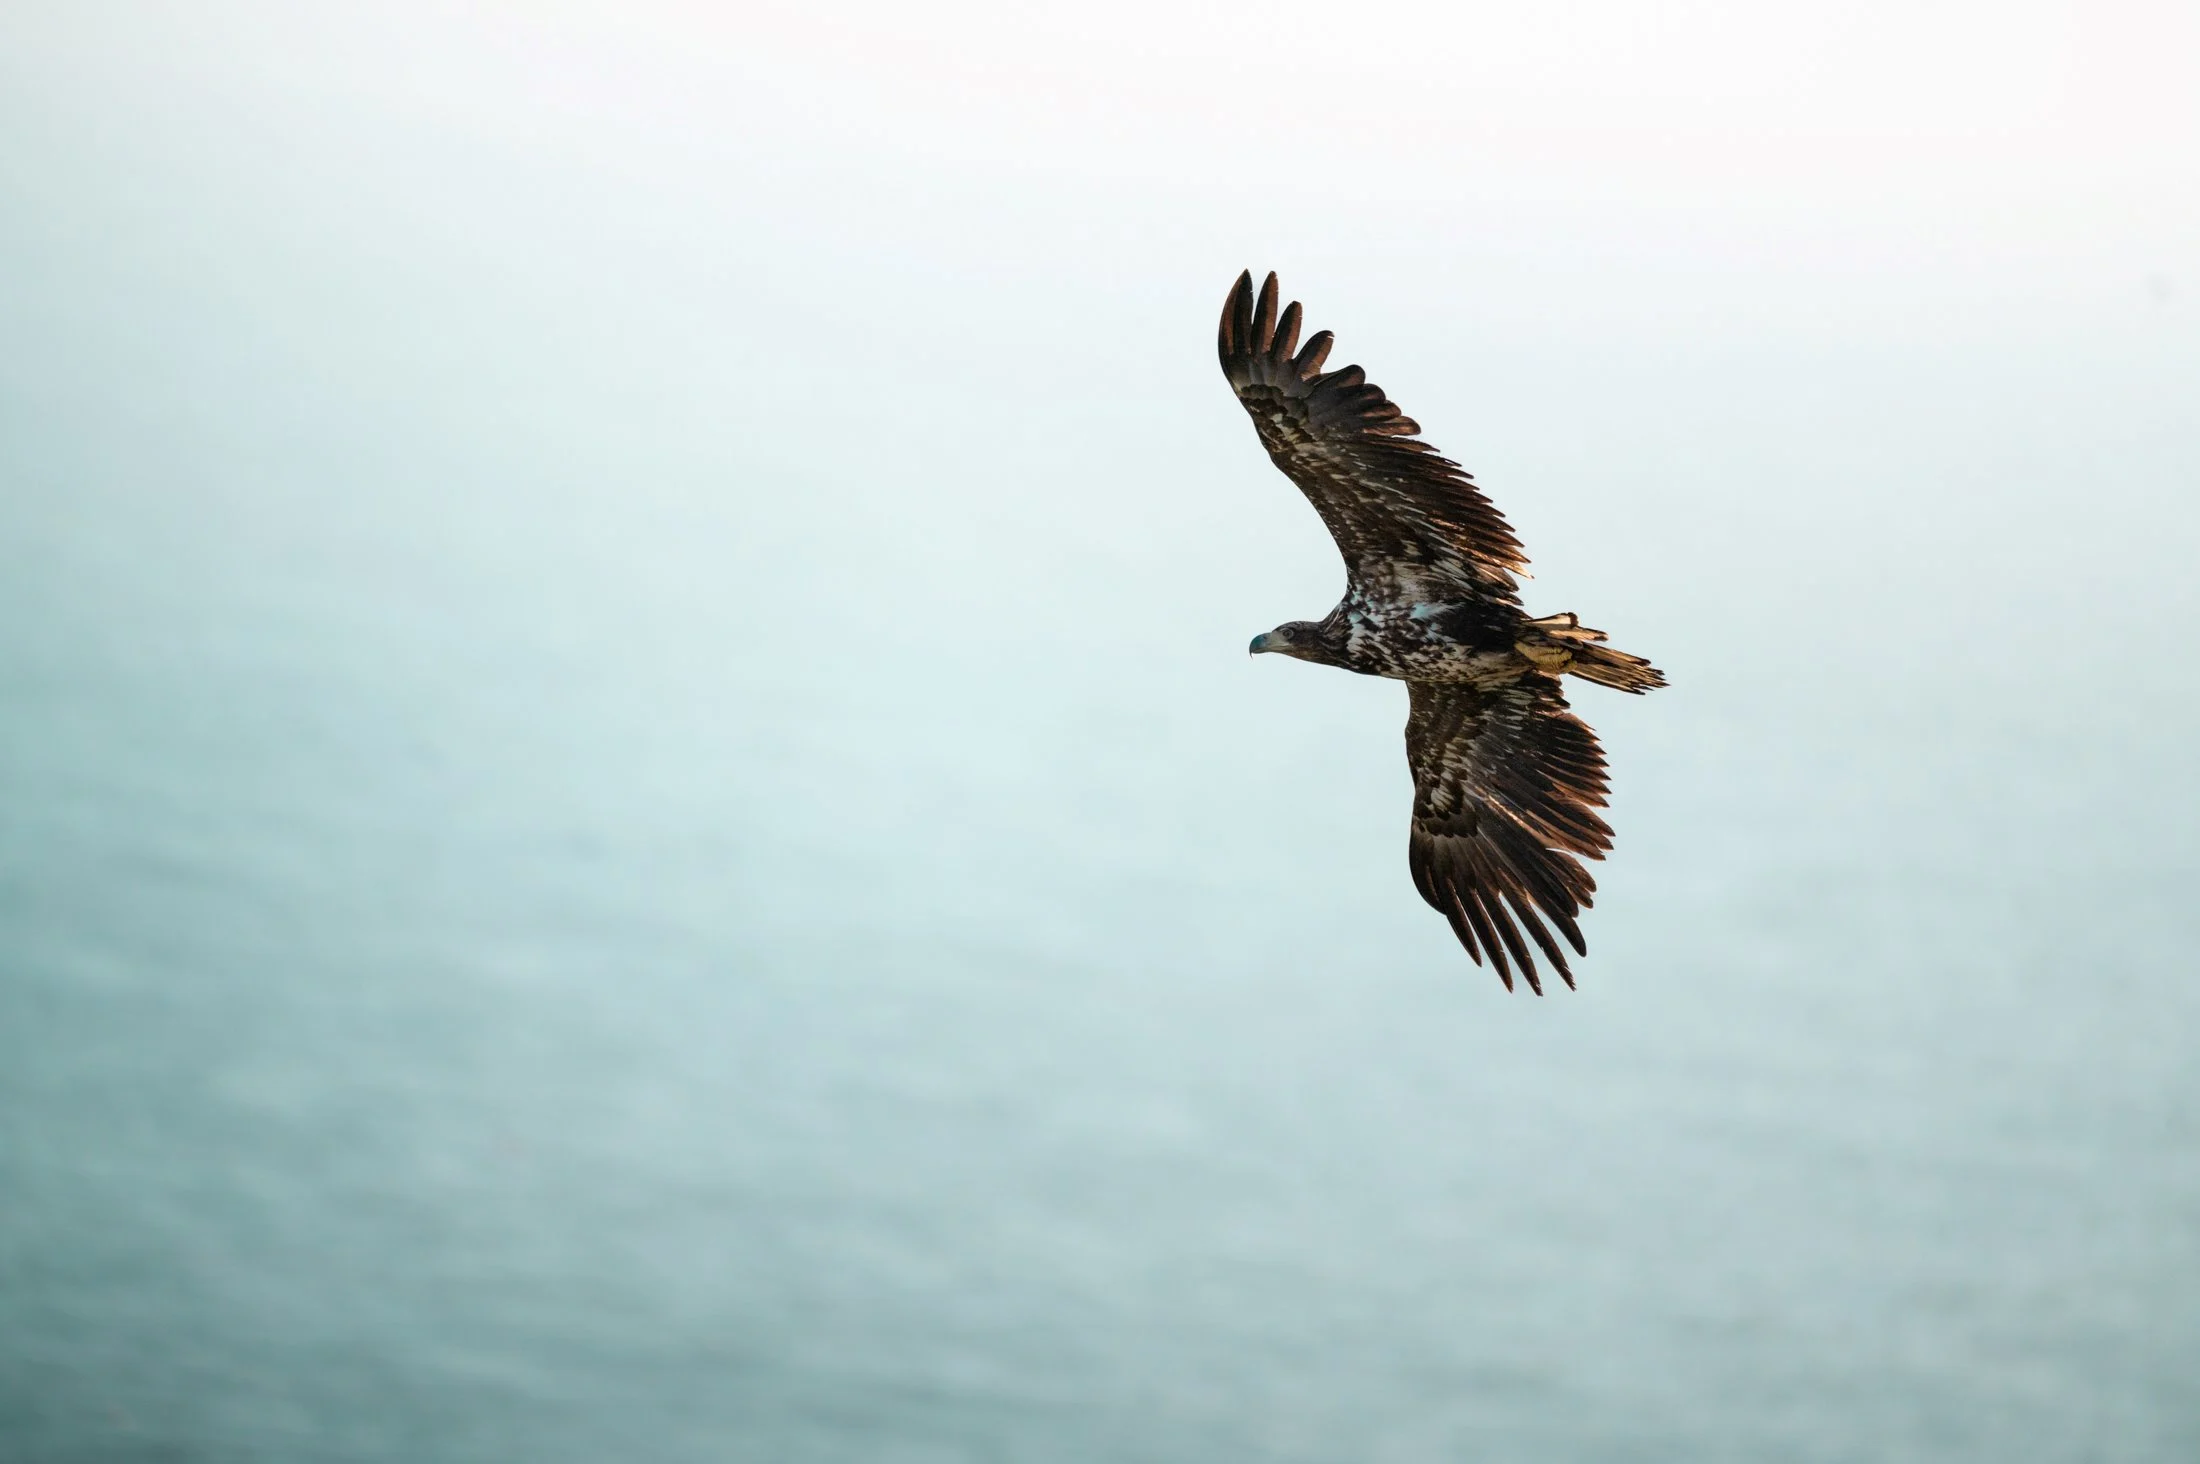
(1223, 270), (1664, 992)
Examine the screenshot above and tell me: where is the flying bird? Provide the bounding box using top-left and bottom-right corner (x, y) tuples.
(1222, 270), (1664, 992)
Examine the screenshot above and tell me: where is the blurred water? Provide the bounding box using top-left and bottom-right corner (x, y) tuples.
(4, 8), (2199, 1462)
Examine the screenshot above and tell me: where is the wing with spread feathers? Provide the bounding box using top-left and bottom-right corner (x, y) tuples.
(1405, 677), (1613, 992)
(1218, 270), (1524, 602)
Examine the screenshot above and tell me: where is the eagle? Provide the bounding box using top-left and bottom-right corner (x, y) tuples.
(1222, 271), (1665, 992)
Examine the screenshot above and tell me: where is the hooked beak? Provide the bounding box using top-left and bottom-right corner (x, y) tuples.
(1248, 633), (1273, 655)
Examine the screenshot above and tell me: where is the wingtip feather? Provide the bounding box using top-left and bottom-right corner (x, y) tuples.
(1291, 329), (1333, 377)
(1272, 300), (1302, 367)
(1252, 273), (1279, 354)
(1219, 270), (1254, 360)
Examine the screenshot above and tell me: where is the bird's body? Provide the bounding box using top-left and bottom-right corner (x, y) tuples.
(1222, 270), (1664, 992)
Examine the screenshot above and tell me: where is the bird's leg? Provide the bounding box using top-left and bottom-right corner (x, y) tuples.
(1515, 638), (1575, 672)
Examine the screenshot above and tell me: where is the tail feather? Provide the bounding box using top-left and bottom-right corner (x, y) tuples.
(1518, 612), (1667, 695)
(1568, 641), (1666, 693)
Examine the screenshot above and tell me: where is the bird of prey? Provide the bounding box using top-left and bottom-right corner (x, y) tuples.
(1222, 270), (1664, 992)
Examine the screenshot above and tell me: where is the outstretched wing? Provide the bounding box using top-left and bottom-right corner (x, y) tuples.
(1405, 677), (1614, 993)
(1218, 270), (1525, 602)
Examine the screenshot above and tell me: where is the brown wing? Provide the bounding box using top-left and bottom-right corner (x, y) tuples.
(1218, 270), (1525, 603)
(1405, 677), (1614, 993)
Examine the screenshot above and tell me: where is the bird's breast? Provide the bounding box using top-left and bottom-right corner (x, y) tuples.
(1340, 605), (1527, 684)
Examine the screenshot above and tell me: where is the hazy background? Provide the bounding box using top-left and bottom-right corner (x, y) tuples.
(3, 3), (2196, 1460)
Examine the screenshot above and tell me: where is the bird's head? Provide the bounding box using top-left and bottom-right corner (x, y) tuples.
(1249, 620), (1329, 662)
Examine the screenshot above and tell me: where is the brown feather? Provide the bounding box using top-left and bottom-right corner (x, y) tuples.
(1292, 331), (1333, 377)
(1404, 678), (1615, 992)
(1223, 270), (1254, 358)
(1271, 301), (1302, 366)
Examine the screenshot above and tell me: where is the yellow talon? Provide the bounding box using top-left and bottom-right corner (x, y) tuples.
(1516, 641), (1573, 671)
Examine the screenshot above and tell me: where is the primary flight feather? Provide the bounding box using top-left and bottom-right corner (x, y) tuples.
(1222, 270), (1665, 993)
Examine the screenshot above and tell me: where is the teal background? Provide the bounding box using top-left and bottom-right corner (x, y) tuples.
(4, 5), (2196, 1459)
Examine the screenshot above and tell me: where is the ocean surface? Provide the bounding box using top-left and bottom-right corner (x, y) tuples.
(5, 13), (2199, 1461)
